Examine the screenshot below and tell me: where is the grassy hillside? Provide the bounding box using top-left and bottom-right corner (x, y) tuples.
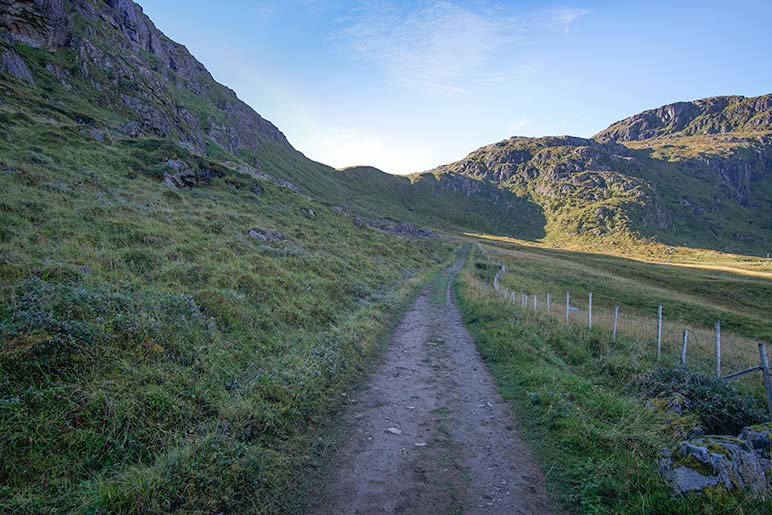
(0, 73), (461, 510)
(455, 242), (772, 512)
(470, 235), (772, 342)
(0, 16), (542, 239)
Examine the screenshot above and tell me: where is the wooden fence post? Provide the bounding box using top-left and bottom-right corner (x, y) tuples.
(657, 305), (663, 361)
(533, 294), (537, 312)
(715, 321), (721, 377)
(758, 343), (772, 419)
(612, 305), (619, 341)
(546, 293), (551, 315)
(680, 329), (689, 366)
(588, 292), (593, 329)
(565, 291), (570, 323)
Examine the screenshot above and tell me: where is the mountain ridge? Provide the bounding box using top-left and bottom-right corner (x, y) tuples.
(1, 0), (770, 256)
(594, 94), (772, 142)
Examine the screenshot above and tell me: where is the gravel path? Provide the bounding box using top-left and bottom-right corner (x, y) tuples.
(313, 255), (549, 514)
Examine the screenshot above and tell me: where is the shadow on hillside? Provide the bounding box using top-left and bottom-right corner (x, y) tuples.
(337, 167), (548, 241)
(623, 146), (771, 258)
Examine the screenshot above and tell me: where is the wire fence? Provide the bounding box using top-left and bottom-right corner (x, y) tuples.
(476, 243), (772, 417)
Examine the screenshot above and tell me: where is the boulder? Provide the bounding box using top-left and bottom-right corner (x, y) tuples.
(659, 427), (771, 496)
(247, 227), (286, 243)
(739, 423), (772, 456)
(163, 159), (197, 189)
(301, 207), (316, 219)
(162, 159), (223, 189)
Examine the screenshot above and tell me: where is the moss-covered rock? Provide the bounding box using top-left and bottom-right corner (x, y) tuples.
(659, 428), (770, 496)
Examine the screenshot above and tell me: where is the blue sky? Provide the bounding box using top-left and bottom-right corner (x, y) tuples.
(139, 0), (772, 174)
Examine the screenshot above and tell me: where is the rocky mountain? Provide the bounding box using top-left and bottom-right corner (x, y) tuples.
(0, 1), (769, 256)
(0, 0), (544, 237)
(0, 0), (289, 154)
(595, 95), (772, 142)
(423, 95), (771, 254)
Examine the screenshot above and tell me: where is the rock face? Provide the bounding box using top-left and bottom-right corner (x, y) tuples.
(0, 48), (33, 83)
(659, 423), (772, 497)
(0, 0), (291, 159)
(595, 95), (772, 142)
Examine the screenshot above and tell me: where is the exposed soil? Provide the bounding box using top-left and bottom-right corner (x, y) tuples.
(312, 255), (549, 514)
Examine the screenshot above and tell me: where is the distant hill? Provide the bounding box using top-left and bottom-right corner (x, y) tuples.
(422, 95), (771, 255)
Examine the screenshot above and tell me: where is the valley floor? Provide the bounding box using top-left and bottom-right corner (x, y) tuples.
(313, 252), (548, 514)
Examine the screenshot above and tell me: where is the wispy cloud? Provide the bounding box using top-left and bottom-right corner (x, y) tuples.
(507, 117), (529, 134)
(333, 1), (588, 95)
(538, 8), (589, 33)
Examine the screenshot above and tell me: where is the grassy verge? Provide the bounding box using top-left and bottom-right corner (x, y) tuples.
(454, 247), (771, 513)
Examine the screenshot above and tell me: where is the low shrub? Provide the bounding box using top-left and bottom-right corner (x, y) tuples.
(638, 367), (766, 434)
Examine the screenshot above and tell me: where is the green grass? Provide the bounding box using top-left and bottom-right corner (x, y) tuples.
(454, 247), (771, 513)
(474, 237), (771, 343)
(0, 86), (457, 511)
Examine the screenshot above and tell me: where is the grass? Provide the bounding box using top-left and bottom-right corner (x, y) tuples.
(470, 235), (772, 343)
(454, 245), (771, 513)
(1, 18), (769, 513)
(0, 81), (457, 511)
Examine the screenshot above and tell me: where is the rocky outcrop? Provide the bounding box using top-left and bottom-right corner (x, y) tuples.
(247, 227), (286, 243)
(353, 216), (437, 239)
(676, 137), (772, 205)
(162, 159), (224, 190)
(426, 135), (667, 238)
(0, 0), (291, 162)
(659, 423), (772, 497)
(595, 95), (772, 142)
(223, 162), (301, 194)
(0, 47), (33, 83)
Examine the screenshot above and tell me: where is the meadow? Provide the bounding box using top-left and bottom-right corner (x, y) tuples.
(455, 238), (772, 512)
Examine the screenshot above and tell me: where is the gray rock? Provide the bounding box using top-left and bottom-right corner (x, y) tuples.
(250, 183), (263, 197)
(2, 166), (16, 174)
(739, 422), (772, 459)
(162, 159), (223, 189)
(247, 227), (286, 243)
(224, 162), (301, 194)
(163, 159), (197, 189)
(353, 216), (437, 238)
(1, 49), (34, 83)
(118, 120), (142, 138)
(301, 207), (316, 219)
(659, 434), (769, 496)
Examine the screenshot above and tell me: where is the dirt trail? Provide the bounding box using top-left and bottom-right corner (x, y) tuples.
(313, 254), (548, 514)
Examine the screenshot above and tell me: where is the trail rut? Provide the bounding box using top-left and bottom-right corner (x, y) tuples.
(313, 254), (548, 514)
